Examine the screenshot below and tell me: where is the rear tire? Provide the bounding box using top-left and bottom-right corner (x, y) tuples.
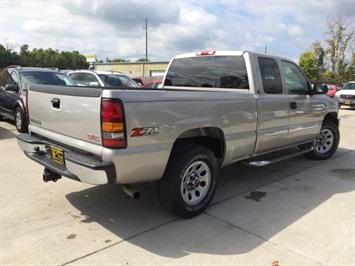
(14, 107), (27, 133)
(157, 144), (219, 218)
(305, 120), (339, 160)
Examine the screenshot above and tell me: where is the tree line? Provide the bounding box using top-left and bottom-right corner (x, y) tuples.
(0, 44), (88, 69)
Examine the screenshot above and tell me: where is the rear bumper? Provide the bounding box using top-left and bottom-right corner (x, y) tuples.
(16, 133), (116, 185)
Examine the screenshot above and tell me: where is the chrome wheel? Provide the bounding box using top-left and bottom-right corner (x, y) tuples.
(180, 161), (211, 205)
(314, 128), (334, 154)
(157, 145), (218, 218)
(15, 109), (23, 131)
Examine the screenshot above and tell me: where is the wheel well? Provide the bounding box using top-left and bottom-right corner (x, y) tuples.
(13, 101), (24, 114)
(172, 127), (225, 165)
(323, 112), (339, 127)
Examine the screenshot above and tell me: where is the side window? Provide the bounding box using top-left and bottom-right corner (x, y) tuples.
(70, 73), (85, 84)
(0, 70), (12, 87)
(10, 71), (19, 85)
(84, 73), (98, 86)
(144, 83), (153, 88)
(281, 61), (309, 95)
(258, 57), (283, 94)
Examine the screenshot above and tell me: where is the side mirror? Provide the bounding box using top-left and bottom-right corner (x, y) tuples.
(5, 84), (19, 92)
(89, 81), (100, 87)
(311, 83), (328, 94)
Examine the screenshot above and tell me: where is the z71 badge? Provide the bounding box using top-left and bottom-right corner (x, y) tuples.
(131, 127), (159, 137)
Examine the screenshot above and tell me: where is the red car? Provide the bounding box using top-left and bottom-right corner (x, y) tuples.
(326, 83), (341, 98)
(142, 80), (162, 89)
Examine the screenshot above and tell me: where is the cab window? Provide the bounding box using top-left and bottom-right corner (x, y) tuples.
(281, 61), (309, 95)
(164, 56), (249, 89)
(258, 57), (283, 94)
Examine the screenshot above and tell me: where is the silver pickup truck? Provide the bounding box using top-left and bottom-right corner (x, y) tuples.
(17, 50), (339, 218)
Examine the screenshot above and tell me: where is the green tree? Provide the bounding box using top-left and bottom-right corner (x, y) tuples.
(19, 44), (30, 66)
(0, 43), (20, 67)
(324, 12), (354, 81)
(299, 50), (317, 80)
(109, 58), (130, 63)
(0, 43), (88, 69)
(136, 58), (150, 62)
(299, 42), (326, 80)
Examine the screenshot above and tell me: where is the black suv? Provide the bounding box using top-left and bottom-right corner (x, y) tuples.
(0, 66), (77, 132)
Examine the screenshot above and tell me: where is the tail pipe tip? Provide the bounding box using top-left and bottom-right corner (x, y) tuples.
(123, 184), (140, 199)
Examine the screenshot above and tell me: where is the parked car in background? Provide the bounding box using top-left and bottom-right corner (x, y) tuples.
(68, 70), (140, 88)
(335, 81), (355, 108)
(142, 79), (163, 89)
(132, 77), (143, 86)
(326, 83), (341, 98)
(0, 65), (77, 133)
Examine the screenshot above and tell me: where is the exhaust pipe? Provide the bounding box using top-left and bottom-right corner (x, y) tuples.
(123, 184), (140, 199)
(43, 168), (61, 182)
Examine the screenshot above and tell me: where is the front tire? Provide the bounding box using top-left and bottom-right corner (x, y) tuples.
(157, 145), (219, 218)
(305, 120), (339, 160)
(14, 107), (27, 133)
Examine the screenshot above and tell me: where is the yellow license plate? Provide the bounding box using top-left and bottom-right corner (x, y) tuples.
(345, 100), (351, 105)
(50, 146), (64, 165)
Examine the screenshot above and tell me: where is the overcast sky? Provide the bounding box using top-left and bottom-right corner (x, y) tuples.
(0, 0), (354, 63)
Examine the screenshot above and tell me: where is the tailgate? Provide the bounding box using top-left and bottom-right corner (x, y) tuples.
(28, 85), (103, 153)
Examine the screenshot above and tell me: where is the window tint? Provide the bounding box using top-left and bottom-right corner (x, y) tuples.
(164, 56), (249, 89)
(100, 74), (140, 88)
(10, 71), (19, 86)
(327, 84), (335, 91)
(258, 57), (283, 94)
(155, 83), (163, 89)
(343, 82), (355, 90)
(70, 73), (85, 84)
(281, 61), (309, 95)
(85, 73), (98, 85)
(144, 83), (153, 88)
(20, 72), (73, 89)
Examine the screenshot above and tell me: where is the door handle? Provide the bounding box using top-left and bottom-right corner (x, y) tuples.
(290, 101), (297, 109)
(51, 98), (60, 109)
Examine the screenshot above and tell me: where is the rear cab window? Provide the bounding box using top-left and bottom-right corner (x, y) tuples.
(164, 55), (249, 89)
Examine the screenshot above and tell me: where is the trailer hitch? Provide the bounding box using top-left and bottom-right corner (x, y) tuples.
(43, 168), (62, 182)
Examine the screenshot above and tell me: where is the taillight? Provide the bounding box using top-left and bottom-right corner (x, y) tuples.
(196, 51), (216, 56)
(101, 99), (127, 148)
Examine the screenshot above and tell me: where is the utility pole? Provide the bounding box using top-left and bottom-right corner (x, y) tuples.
(145, 17), (148, 61)
(265, 45), (267, 54)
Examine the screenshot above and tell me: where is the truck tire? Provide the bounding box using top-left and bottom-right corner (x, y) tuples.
(157, 145), (219, 218)
(305, 120), (339, 160)
(15, 107), (27, 133)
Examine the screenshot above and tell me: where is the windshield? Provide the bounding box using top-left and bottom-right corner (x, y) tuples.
(327, 84), (335, 91)
(99, 74), (140, 88)
(343, 82), (355, 90)
(20, 71), (77, 90)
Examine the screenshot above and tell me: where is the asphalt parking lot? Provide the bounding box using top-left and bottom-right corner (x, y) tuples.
(1, 107), (354, 265)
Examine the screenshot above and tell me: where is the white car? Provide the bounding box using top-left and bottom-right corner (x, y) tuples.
(335, 81), (355, 108)
(68, 70), (140, 88)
